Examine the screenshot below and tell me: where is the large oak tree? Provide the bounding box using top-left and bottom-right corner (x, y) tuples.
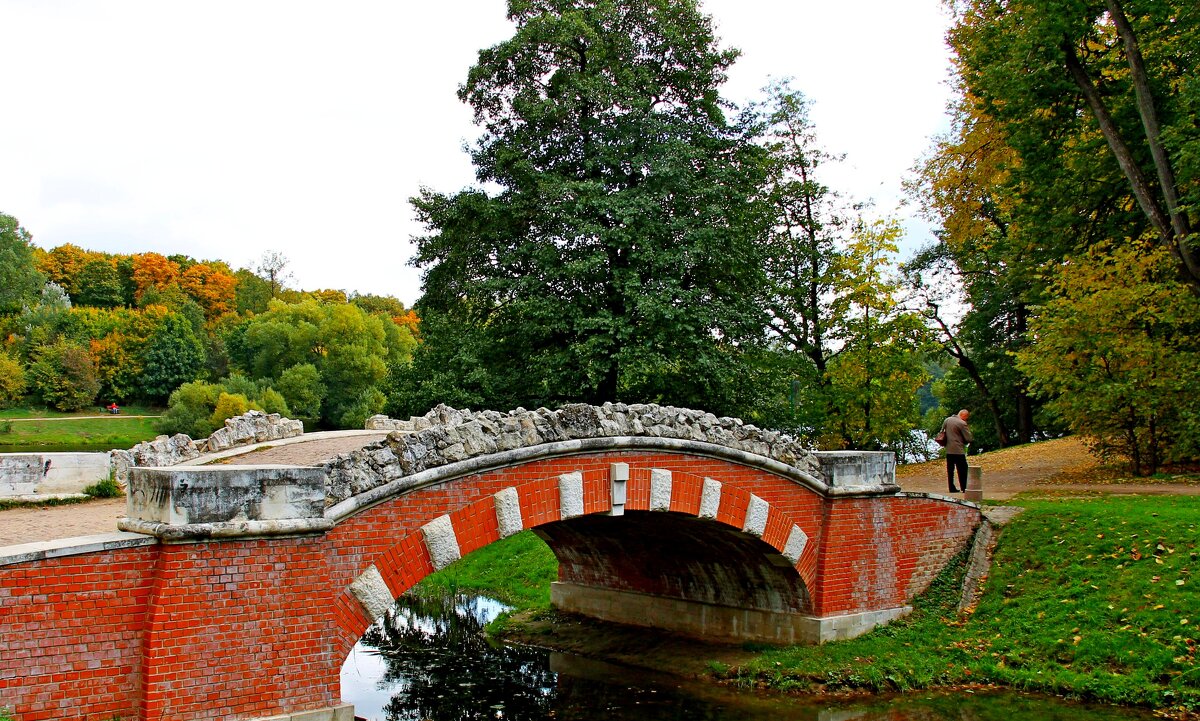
(404, 0), (769, 412)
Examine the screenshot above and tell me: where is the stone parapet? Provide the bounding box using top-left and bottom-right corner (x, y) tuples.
(815, 451), (896, 490)
(326, 403), (829, 506)
(121, 465), (330, 541)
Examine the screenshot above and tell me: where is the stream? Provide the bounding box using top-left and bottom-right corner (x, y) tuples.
(340, 593), (1159, 721)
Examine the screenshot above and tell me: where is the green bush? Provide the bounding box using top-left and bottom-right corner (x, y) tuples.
(28, 340), (101, 411)
(209, 392), (260, 430)
(157, 381), (222, 438)
(83, 477), (123, 498)
(0, 352), (27, 408)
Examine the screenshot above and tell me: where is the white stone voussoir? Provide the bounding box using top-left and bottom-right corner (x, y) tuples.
(649, 468), (672, 511)
(349, 565), (395, 622)
(494, 487), (523, 538)
(421, 514), (461, 570)
(558, 471), (584, 519)
(743, 494), (769, 537)
(699, 477), (721, 519)
(784, 525), (809, 564)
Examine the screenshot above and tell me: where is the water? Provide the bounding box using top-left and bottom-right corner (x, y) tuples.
(341, 594), (1158, 721)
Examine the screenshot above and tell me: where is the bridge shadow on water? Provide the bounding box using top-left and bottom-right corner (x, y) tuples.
(340, 592), (1156, 721)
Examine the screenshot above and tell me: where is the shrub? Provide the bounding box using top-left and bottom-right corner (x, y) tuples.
(28, 340), (101, 411)
(157, 381), (222, 438)
(83, 476), (123, 498)
(209, 392), (261, 430)
(0, 352), (26, 408)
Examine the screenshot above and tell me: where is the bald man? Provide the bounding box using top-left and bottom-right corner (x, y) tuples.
(940, 409), (973, 493)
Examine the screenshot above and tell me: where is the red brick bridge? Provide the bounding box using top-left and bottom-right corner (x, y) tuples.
(0, 404), (982, 721)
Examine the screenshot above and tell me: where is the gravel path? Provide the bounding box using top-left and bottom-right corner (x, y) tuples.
(3, 434), (1196, 549)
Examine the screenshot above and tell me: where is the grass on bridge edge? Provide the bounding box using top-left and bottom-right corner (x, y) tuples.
(412, 494), (1199, 717)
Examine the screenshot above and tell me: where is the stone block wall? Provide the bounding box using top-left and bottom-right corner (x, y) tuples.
(0, 452), (113, 498)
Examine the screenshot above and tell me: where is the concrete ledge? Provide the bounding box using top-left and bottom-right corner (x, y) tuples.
(250, 703), (355, 721)
(0, 493), (89, 504)
(0, 531), (158, 568)
(118, 515), (335, 542)
(327, 437), (899, 522)
(128, 465), (327, 526)
(551, 581), (910, 645)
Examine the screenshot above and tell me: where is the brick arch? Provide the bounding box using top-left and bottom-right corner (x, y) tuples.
(327, 451), (826, 661)
(1, 442), (984, 721)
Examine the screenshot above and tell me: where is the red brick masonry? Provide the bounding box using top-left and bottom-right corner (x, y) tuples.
(0, 450), (980, 721)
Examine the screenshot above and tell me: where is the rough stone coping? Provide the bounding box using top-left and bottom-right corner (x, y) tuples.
(191, 429), (388, 465)
(0, 531), (158, 568)
(118, 516), (335, 543)
(895, 490), (982, 510)
(327, 435), (900, 523)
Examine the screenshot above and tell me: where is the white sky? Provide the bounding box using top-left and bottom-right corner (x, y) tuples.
(0, 1), (955, 306)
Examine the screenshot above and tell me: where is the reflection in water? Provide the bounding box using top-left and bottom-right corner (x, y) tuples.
(342, 593), (1156, 721)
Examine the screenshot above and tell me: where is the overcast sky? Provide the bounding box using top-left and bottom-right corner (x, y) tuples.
(0, 1), (955, 306)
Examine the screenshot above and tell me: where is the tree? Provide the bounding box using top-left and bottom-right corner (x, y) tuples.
(275, 363), (324, 427)
(0, 352), (27, 408)
(179, 262), (238, 319)
(753, 80), (850, 432)
(233, 268), (273, 315)
(131, 253), (181, 301)
(28, 340), (101, 411)
(256, 251), (292, 298)
(1017, 241), (1200, 474)
(228, 300), (411, 428)
(947, 0), (1200, 289)
(903, 102), (1045, 448)
(408, 0), (769, 411)
(0, 213), (45, 314)
(75, 257), (125, 309)
(139, 312), (206, 402)
(820, 219), (931, 450)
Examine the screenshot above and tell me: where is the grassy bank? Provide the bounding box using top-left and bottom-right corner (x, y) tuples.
(418, 494), (1199, 716)
(0, 406), (161, 451)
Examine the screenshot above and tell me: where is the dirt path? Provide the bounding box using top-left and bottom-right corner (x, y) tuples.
(207, 433), (388, 466)
(896, 436), (1200, 499)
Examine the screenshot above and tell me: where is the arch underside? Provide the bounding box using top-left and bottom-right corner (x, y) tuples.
(538, 510), (812, 615)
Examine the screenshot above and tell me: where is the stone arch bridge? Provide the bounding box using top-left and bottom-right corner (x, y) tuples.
(0, 404), (981, 721)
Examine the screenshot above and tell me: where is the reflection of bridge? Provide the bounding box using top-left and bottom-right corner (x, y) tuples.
(0, 405), (982, 721)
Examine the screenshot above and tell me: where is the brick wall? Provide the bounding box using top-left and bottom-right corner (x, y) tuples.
(0, 545), (157, 721)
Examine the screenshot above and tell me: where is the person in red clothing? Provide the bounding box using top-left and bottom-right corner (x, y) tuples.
(939, 409), (973, 493)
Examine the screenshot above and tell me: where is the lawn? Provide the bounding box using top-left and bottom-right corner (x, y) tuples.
(0, 406), (163, 451)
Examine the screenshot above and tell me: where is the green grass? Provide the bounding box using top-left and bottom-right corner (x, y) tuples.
(412, 530), (559, 611)
(729, 495), (1199, 714)
(417, 496), (1199, 715)
(0, 406), (162, 451)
